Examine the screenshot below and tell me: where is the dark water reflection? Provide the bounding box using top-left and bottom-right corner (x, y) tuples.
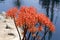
(0, 0), (60, 40)
(40, 0), (60, 40)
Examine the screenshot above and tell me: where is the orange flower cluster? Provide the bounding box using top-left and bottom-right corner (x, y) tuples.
(6, 7), (18, 18)
(37, 26), (43, 32)
(38, 13), (55, 32)
(6, 6), (55, 33)
(15, 6), (38, 33)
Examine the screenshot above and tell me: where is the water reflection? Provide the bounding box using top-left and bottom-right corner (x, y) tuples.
(14, 0), (20, 7)
(0, 0), (15, 12)
(39, 0), (60, 40)
(0, 0), (20, 12)
(0, 0), (4, 1)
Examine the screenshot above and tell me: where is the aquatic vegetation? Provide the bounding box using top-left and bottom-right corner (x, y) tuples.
(6, 6), (55, 40)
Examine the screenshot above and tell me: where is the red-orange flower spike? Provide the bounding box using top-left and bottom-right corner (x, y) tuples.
(38, 13), (55, 32)
(37, 26), (43, 31)
(16, 16), (25, 27)
(49, 24), (55, 32)
(29, 6), (37, 14)
(28, 27), (37, 33)
(6, 7), (18, 18)
(19, 6), (29, 13)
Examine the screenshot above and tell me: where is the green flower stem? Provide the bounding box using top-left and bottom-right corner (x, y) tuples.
(22, 25), (27, 40)
(13, 18), (21, 40)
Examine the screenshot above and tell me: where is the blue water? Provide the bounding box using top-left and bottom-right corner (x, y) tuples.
(0, 0), (60, 40)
